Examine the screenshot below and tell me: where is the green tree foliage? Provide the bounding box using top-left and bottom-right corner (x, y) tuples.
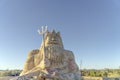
(0, 70), (21, 77)
(80, 69), (120, 77)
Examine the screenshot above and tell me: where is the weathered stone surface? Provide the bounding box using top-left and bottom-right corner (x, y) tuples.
(11, 30), (81, 80)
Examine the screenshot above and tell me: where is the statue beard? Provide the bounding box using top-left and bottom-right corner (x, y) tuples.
(42, 44), (64, 68)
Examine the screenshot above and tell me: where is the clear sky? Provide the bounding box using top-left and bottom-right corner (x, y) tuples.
(0, 0), (120, 70)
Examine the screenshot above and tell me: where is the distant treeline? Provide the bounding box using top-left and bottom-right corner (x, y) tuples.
(0, 70), (21, 77)
(80, 69), (120, 77)
(1, 69), (120, 77)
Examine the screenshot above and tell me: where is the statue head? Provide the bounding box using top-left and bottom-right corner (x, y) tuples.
(43, 30), (64, 48)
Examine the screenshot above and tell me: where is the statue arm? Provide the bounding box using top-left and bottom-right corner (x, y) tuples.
(20, 49), (39, 75)
(65, 50), (79, 72)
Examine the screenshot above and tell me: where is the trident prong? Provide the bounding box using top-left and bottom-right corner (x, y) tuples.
(38, 26), (48, 35)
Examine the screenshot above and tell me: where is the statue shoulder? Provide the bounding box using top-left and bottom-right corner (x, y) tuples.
(64, 50), (74, 59)
(27, 49), (40, 57)
(64, 50), (74, 55)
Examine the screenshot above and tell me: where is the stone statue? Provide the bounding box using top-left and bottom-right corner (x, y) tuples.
(11, 29), (81, 80)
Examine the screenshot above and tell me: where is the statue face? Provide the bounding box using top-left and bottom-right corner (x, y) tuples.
(46, 33), (59, 44)
(44, 31), (63, 48)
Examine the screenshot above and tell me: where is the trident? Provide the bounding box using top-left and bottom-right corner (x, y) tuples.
(38, 26), (48, 59)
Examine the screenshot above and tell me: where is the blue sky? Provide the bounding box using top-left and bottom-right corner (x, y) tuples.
(0, 0), (120, 70)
